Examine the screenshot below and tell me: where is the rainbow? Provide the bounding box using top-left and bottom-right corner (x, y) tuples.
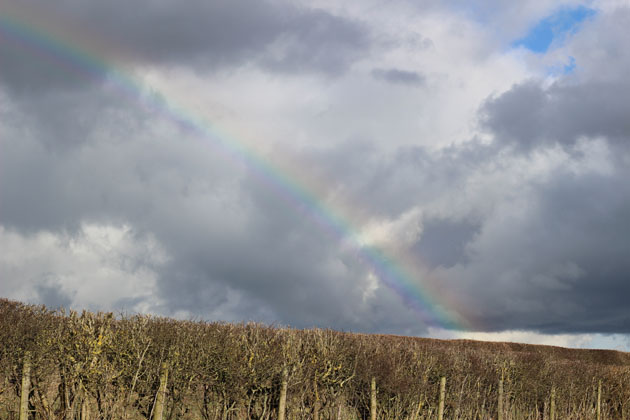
(0, 6), (468, 331)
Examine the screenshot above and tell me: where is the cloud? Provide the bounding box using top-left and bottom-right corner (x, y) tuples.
(412, 218), (480, 269)
(0, 0), (369, 95)
(36, 279), (73, 310)
(432, 327), (595, 348)
(439, 158), (630, 333)
(1, 0), (630, 345)
(259, 9), (369, 75)
(481, 80), (630, 152)
(0, 85), (432, 333)
(452, 3), (630, 331)
(0, 224), (166, 313)
(371, 68), (426, 86)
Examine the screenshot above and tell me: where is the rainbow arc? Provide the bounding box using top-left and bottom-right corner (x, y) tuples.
(0, 7), (468, 331)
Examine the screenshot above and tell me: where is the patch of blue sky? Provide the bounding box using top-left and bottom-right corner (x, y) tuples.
(562, 56), (576, 74)
(546, 55), (578, 77)
(513, 6), (597, 53)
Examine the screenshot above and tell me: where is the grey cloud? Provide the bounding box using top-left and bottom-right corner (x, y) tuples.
(260, 9), (369, 75)
(480, 9), (630, 153)
(459, 6), (630, 333)
(35, 276), (73, 309)
(5, 85), (138, 150)
(531, 171), (630, 333)
(0, 89), (430, 334)
(371, 68), (426, 86)
(4, 73), (630, 335)
(295, 138), (496, 218)
(3, 0), (630, 339)
(0, 88), (167, 233)
(151, 164), (423, 330)
(0, 0), (369, 94)
(413, 218), (480, 269)
(566, 7), (630, 83)
(0, 27), (91, 95)
(461, 6), (630, 333)
(294, 134), (630, 334)
(481, 80), (630, 152)
(446, 166), (630, 334)
(213, 135), (630, 334)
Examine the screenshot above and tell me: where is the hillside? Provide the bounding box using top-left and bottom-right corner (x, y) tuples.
(1, 298), (629, 419)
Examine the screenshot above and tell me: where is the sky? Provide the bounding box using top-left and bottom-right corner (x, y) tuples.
(1, 0), (629, 351)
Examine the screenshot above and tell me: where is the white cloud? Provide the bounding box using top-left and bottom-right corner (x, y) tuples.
(2, 0), (629, 347)
(428, 327), (630, 351)
(0, 224), (168, 313)
(138, 0), (532, 154)
(358, 207), (423, 249)
(432, 327), (594, 347)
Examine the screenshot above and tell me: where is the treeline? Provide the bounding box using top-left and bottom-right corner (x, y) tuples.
(1, 298), (629, 420)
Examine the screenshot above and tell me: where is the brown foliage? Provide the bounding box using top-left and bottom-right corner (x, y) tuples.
(0, 298), (629, 420)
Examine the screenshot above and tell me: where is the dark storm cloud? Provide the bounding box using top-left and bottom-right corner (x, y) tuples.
(3, 70), (630, 335)
(529, 171), (630, 333)
(260, 9), (369, 75)
(444, 165), (630, 334)
(5, 85), (136, 150)
(481, 80), (630, 152)
(0, 0), (369, 94)
(0, 88), (426, 334)
(257, 135), (626, 334)
(149, 159), (426, 331)
(465, 13), (630, 332)
(294, 138), (498, 219)
(413, 218), (480, 269)
(296, 108), (630, 334)
(0, 23), (90, 94)
(371, 68), (426, 86)
(35, 276), (73, 309)
(0, 86), (166, 233)
(68, 0), (369, 74)
(2, 0), (630, 339)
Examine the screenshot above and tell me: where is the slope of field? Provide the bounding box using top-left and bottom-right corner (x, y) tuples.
(1, 298), (629, 419)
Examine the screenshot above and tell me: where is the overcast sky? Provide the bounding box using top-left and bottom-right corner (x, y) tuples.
(1, 0), (629, 350)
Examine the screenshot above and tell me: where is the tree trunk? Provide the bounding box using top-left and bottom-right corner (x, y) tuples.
(498, 379), (504, 420)
(81, 396), (90, 420)
(278, 367), (288, 420)
(152, 361), (169, 420)
(438, 377), (446, 420)
(597, 380), (602, 420)
(370, 377), (377, 420)
(32, 377), (52, 420)
(19, 352), (31, 420)
(313, 379), (320, 420)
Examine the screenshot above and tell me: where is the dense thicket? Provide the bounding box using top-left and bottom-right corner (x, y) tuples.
(1, 298), (629, 420)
